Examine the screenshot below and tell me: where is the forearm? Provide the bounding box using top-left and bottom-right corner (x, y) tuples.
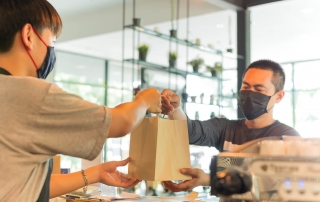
(50, 166), (99, 198)
(109, 99), (148, 138)
(187, 118), (219, 147)
(168, 106), (187, 120)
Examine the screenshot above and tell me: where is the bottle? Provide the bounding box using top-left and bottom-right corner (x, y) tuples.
(195, 111), (199, 120)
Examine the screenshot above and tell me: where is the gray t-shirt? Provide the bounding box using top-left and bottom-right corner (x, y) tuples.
(0, 75), (111, 201)
(187, 117), (300, 152)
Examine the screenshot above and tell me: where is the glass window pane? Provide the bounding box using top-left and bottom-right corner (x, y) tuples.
(294, 61), (320, 90)
(282, 64), (293, 91)
(294, 90), (320, 138)
(273, 92), (293, 127)
(107, 88), (132, 107)
(108, 62), (135, 90)
(55, 51), (106, 85)
(55, 82), (106, 105)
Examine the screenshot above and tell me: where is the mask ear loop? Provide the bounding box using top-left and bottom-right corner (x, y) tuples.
(23, 27), (48, 71)
(266, 91), (279, 112)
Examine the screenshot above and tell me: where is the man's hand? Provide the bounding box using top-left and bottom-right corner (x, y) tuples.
(162, 168), (210, 192)
(161, 89), (181, 115)
(135, 88), (162, 113)
(98, 158), (141, 188)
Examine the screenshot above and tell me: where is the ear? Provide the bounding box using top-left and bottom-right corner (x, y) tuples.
(275, 90), (285, 103)
(21, 24), (34, 50)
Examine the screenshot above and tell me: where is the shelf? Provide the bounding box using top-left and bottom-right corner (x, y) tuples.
(124, 25), (243, 60)
(124, 59), (222, 80)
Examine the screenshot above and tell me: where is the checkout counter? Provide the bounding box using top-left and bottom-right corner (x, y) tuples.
(53, 136), (319, 201)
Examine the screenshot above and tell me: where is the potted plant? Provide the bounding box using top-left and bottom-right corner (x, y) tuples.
(214, 62), (223, 77)
(206, 62), (223, 77)
(168, 52), (177, 68)
(133, 18), (141, 26)
(188, 58), (204, 73)
(170, 0), (177, 38)
(137, 44), (149, 61)
(206, 65), (216, 77)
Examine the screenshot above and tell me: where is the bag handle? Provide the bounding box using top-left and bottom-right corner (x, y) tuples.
(159, 112), (175, 120)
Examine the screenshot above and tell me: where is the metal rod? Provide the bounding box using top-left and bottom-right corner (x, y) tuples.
(121, 0), (126, 103)
(292, 63), (296, 128)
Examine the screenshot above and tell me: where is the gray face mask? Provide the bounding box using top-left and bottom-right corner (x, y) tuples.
(238, 90), (275, 120)
(24, 27), (56, 79)
(36, 46), (56, 79)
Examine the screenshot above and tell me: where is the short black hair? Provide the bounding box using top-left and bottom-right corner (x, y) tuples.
(243, 59), (285, 92)
(0, 0), (62, 53)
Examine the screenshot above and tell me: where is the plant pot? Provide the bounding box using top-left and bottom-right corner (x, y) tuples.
(210, 70), (217, 77)
(133, 18), (141, 26)
(169, 58), (176, 68)
(139, 51), (147, 61)
(170, 29), (177, 38)
(192, 65), (199, 73)
(190, 96), (197, 102)
(181, 92), (188, 102)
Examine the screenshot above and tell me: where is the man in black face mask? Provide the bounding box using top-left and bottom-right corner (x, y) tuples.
(160, 59), (300, 192)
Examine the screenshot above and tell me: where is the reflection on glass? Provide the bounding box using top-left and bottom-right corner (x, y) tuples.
(55, 51), (105, 85)
(107, 89), (132, 107)
(56, 82), (105, 105)
(273, 92), (293, 127)
(294, 61), (320, 90)
(108, 61), (135, 90)
(294, 90), (320, 137)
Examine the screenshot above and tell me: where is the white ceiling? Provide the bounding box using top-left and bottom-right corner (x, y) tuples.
(48, 0), (123, 18)
(48, 0), (235, 64)
(49, 0), (320, 65)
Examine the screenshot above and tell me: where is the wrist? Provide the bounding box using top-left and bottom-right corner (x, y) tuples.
(201, 173), (211, 186)
(85, 165), (100, 185)
(134, 96), (149, 110)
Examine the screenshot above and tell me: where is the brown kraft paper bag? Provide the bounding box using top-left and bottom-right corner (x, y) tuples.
(128, 115), (191, 181)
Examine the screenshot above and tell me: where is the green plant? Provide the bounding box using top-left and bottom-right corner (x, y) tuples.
(169, 52), (177, 60)
(188, 58), (204, 67)
(206, 65), (215, 72)
(137, 44), (149, 52)
(213, 62), (223, 72)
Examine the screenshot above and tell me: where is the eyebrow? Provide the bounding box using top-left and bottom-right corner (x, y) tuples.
(242, 81), (267, 89)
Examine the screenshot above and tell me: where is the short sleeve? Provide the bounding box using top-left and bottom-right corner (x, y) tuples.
(29, 84), (111, 160)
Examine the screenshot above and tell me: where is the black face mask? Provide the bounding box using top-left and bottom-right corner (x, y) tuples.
(238, 90), (274, 120)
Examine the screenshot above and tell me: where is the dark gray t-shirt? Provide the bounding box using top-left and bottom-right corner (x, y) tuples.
(187, 118), (300, 152)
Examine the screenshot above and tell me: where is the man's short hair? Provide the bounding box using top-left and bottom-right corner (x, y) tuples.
(0, 0), (62, 53)
(243, 59), (285, 92)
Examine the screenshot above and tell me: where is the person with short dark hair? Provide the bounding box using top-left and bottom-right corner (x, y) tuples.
(0, 0), (162, 201)
(160, 59), (299, 192)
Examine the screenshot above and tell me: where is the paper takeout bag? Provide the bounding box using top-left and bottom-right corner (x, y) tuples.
(128, 115), (191, 181)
